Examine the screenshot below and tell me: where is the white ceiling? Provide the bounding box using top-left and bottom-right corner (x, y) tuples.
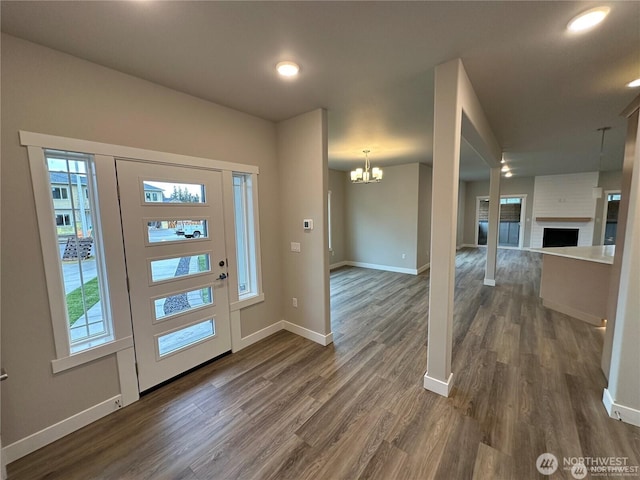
(2, 1), (639, 181)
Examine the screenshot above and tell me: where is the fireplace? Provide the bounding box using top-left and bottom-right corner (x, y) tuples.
(543, 228), (579, 247)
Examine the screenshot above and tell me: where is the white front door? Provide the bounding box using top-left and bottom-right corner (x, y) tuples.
(116, 160), (231, 392)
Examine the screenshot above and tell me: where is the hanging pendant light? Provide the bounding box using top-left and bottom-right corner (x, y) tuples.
(351, 150), (383, 184)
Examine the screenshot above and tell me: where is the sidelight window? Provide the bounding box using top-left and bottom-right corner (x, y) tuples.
(45, 151), (114, 353)
(232, 173), (260, 300)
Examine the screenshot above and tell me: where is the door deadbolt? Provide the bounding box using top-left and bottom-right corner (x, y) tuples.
(219, 260), (225, 267)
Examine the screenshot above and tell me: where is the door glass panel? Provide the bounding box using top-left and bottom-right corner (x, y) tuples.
(147, 219), (208, 243)
(150, 254), (211, 282)
(153, 286), (214, 321)
(142, 180), (205, 204)
(158, 319), (215, 357)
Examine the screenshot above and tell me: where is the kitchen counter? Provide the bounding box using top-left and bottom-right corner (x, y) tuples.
(532, 245), (614, 326)
(530, 245), (614, 265)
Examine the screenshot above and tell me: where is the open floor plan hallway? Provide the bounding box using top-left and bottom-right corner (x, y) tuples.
(8, 249), (639, 479)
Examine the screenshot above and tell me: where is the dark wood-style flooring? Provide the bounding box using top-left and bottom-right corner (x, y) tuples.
(9, 248), (640, 479)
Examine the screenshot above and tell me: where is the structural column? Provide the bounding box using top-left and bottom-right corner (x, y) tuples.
(484, 167), (501, 286)
(603, 105), (640, 427)
(424, 60), (461, 397)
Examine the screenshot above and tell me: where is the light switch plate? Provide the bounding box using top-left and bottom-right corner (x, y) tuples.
(291, 242), (301, 252)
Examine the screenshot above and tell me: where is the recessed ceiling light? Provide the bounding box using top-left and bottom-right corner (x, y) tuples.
(505, 172), (513, 178)
(627, 78), (640, 88)
(501, 165), (510, 172)
(276, 61), (300, 77)
(567, 7), (610, 33)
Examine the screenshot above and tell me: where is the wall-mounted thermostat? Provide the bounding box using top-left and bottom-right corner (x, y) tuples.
(303, 219), (313, 230)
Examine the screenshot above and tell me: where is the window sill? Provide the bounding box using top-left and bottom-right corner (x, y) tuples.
(230, 293), (265, 312)
(51, 336), (134, 374)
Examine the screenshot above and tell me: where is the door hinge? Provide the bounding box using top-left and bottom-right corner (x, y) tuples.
(126, 276), (130, 292)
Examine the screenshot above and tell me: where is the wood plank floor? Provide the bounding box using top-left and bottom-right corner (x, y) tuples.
(9, 248), (640, 479)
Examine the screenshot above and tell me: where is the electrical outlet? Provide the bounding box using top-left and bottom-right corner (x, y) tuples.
(291, 242), (301, 253)
(114, 398), (122, 409)
(402, 253), (406, 259)
(292, 297), (298, 307)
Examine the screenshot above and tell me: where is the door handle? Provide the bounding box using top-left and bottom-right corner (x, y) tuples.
(217, 273), (228, 280)
(0, 368), (7, 382)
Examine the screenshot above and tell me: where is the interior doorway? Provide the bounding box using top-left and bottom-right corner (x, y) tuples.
(476, 195), (526, 248)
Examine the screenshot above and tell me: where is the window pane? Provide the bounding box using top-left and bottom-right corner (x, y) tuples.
(150, 254), (211, 282)
(153, 286), (214, 321)
(46, 152), (113, 351)
(233, 175), (252, 296)
(158, 319), (215, 357)
(142, 180), (205, 204)
(147, 219), (208, 243)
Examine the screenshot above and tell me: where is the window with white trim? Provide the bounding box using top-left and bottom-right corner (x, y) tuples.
(45, 150), (114, 353)
(232, 173), (259, 300)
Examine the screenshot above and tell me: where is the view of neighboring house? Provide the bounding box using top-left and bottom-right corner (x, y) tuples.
(50, 172), (165, 236)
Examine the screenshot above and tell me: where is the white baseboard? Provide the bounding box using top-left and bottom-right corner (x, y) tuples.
(282, 321), (333, 346)
(417, 263), (430, 274)
(461, 244), (477, 249)
(233, 320), (284, 352)
(483, 278), (496, 287)
(542, 299), (604, 326)
(423, 372), (454, 397)
(603, 389), (640, 427)
(3, 395), (122, 464)
(346, 261), (419, 275)
(329, 260), (349, 270)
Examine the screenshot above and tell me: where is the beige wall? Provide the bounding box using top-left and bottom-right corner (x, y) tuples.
(328, 169), (347, 265)
(345, 163), (421, 270)
(417, 164), (433, 268)
(463, 176), (535, 247)
(277, 109), (330, 337)
(1, 34), (283, 445)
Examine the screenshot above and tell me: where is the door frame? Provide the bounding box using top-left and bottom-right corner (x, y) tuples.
(115, 160), (232, 392)
(19, 130), (262, 401)
(475, 194), (527, 249)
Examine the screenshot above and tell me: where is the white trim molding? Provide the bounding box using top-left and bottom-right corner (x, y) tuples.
(51, 336), (134, 374)
(603, 388), (640, 427)
(231, 317), (284, 353)
(329, 260), (349, 270)
(282, 321), (334, 346)
(116, 347), (139, 406)
(330, 260), (430, 275)
(423, 372), (454, 397)
(2, 395), (123, 464)
(417, 263), (431, 274)
(345, 261), (420, 275)
(20, 131), (259, 175)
